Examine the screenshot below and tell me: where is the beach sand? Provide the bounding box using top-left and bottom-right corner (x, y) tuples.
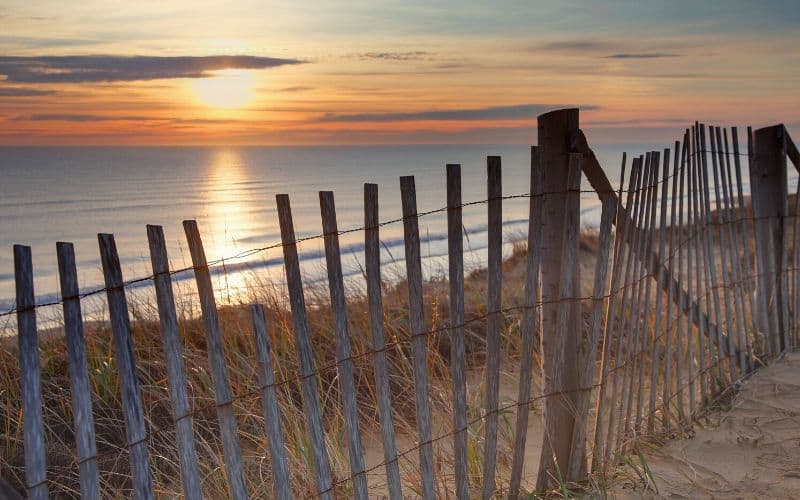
(611, 352), (800, 498)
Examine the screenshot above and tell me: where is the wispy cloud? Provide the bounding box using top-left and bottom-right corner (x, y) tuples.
(0, 36), (102, 49)
(279, 85), (313, 92)
(15, 113), (163, 122)
(357, 51), (432, 61)
(0, 55), (305, 83)
(319, 103), (597, 123)
(534, 39), (615, 52)
(13, 113), (244, 126)
(585, 117), (690, 126)
(605, 53), (681, 59)
(0, 87), (56, 97)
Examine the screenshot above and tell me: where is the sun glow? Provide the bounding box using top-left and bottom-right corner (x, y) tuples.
(191, 70), (258, 109)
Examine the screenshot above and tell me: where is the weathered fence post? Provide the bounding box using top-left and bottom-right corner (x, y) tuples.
(14, 245), (48, 500)
(363, 183), (403, 500)
(98, 234), (154, 500)
(536, 108), (582, 489)
(145, 226), (202, 500)
(750, 125), (789, 353)
(57, 242), (100, 500)
(182, 221), (249, 500)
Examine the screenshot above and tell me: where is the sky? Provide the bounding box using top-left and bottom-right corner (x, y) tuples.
(0, 0), (798, 145)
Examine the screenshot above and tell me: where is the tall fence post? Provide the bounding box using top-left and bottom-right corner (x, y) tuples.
(536, 108), (582, 489)
(750, 125), (789, 353)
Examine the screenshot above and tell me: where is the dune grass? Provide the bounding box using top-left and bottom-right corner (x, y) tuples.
(1, 234), (591, 497)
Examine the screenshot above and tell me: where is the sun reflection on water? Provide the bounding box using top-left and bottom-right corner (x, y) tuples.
(204, 148), (256, 302)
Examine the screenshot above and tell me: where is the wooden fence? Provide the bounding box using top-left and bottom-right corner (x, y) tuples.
(5, 108), (800, 498)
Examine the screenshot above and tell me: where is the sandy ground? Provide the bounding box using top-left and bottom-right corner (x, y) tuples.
(612, 352), (800, 499)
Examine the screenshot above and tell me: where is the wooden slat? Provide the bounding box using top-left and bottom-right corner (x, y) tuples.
(617, 153), (652, 448)
(696, 123), (739, 378)
(699, 129), (729, 387)
(97, 234), (154, 500)
(56, 242), (100, 500)
(508, 147), (543, 496)
(592, 152), (628, 470)
(592, 153), (629, 468)
(686, 132), (696, 418)
(574, 130), (751, 370)
(14, 245), (49, 500)
(145, 226), (202, 500)
(363, 183), (403, 500)
(399, 176), (436, 500)
(603, 157), (643, 461)
(673, 139), (689, 424)
(482, 155), (502, 497)
(707, 126), (741, 382)
(445, 166), (470, 500)
(688, 136), (706, 406)
(686, 127), (700, 410)
(634, 151), (660, 430)
(731, 127), (758, 368)
(319, 191), (369, 500)
(182, 221), (249, 500)
(274, 197), (333, 499)
(663, 139), (685, 431)
(538, 153), (582, 489)
(568, 186), (616, 479)
(647, 148), (671, 432)
(250, 304), (292, 500)
(716, 127), (750, 375)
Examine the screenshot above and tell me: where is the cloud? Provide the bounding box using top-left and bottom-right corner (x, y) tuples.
(15, 113), (163, 122)
(279, 85), (313, 92)
(535, 40), (615, 52)
(605, 53), (681, 59)
(319, 103), (597, 122)
(585, 117), (690, 126)
(13, 114), (245, 126)
(0, 87), (55, 97)
(357, 51), (432, 61)
(0, 55), (305, 83)
(0, 36), (102, 49)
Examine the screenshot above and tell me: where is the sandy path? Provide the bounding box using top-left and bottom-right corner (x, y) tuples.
(612, 352), (800, 498)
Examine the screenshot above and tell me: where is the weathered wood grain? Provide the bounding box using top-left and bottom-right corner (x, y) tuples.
(250, 304), (292, 500)
(14, 245), (49, 500)
(145, 225), (202, 500)
(508, 148), (544, 495)
(363, 183), (403, 500)
(57, 242), (100, 500)
(482, 155), (502, 498)
(274, 197), (333, 499)
(399, 176), (436, 500)
(98, 234), (154, 500)
(539, 153), (581, 488)
(319, 191), (369, 500)
(445, 166), (470, 500)
(182, 221), (249, 500)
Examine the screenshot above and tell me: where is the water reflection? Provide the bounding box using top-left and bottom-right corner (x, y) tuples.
(203, 148), (256, 302)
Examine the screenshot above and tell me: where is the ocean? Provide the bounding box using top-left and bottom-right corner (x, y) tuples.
(0, 143), (675, 320)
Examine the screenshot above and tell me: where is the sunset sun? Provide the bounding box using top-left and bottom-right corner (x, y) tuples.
(191, 69), (257, 109)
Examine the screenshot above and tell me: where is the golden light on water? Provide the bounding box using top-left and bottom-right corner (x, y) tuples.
(191, 70), (257, 109)
(205, 148), (252, 300)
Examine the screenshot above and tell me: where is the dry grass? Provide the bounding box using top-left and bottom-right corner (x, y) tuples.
(1, 233), (597, 498)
